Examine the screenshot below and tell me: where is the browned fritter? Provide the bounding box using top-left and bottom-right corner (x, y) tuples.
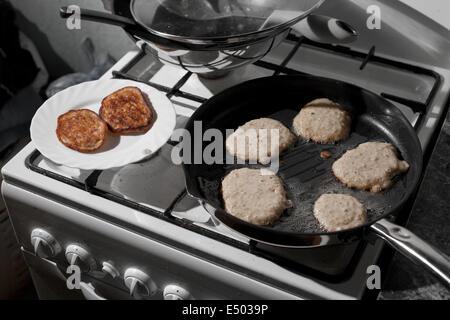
(56, 109), (108, 152)
(99, 87), (153, 134)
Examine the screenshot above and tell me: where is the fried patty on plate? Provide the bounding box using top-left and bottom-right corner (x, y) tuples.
(56, 109), (107, 152)
(100, 86), (153, 134)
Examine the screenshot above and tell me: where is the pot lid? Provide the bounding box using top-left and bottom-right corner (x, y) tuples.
(130, 0), (325, 45)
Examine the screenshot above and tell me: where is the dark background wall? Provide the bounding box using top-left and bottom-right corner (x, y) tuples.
(10, 0), (135, 80)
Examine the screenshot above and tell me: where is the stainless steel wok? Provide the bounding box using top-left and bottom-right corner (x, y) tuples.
(60, 0), (358, 75)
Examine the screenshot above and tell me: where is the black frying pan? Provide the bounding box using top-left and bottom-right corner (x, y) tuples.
(182, 75), (450, 286)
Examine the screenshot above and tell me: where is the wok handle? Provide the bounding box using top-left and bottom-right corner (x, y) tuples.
(60, 6), (138, 28)
(59, 7), (186, 49)
(370, 218), (450, 287)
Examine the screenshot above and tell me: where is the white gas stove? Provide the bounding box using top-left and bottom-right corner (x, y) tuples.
(2, 0), (450, 300)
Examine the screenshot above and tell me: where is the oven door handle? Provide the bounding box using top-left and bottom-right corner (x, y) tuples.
(79, 282), (107, 300)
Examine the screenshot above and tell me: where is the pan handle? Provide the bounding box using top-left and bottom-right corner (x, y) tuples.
(60, 6), (137, 28)
(59, 6), (183, 49)
(370, 218), (450, 287)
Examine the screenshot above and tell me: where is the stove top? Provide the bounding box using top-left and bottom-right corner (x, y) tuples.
(16, 30), (450, 299)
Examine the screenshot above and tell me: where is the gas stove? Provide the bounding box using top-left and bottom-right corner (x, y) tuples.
(2, 1), (450, 300)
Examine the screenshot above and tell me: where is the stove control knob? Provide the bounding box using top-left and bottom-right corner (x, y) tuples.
(102, 262), (120, 279)
(163, 285), (193, 300)
(30, 228), (61, 259)
(124, 268), (157, 299)
(65, 244), (96, 273)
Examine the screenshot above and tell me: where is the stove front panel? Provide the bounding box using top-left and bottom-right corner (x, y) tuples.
(2, 182), (307, 300)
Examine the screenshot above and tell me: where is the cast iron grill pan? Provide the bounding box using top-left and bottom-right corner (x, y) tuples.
(183, 75), (422, 241)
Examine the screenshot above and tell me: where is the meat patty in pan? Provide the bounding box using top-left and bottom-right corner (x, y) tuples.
(221, 168), (292, 225)
(314, 194), (367, 232)
(332, 142), (410, 193)
(293, 98), (351, 143)
(225, 118), (295, 164)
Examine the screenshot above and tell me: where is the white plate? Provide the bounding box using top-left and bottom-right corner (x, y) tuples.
(30, 79), (176, 170)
